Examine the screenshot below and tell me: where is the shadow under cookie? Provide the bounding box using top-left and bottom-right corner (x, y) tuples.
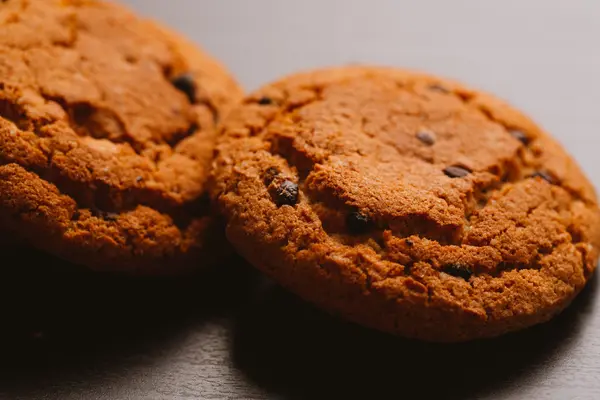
(231, 274), (598, 400)
(0, 245), (256, 398)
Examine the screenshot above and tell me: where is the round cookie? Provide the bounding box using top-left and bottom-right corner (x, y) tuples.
(212, 66), (600, 341)
(0, 0), (243, 274)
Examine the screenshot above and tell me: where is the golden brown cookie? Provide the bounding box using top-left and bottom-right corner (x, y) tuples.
(0, 0), (243, 274)
(212, 66), (600, 341)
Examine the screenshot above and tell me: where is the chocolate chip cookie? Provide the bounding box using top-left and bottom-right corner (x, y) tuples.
(212, 66), (600, 341)
(0, 0), (243, 274)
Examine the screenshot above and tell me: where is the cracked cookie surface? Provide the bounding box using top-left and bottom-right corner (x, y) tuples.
(0, 0), (243, 274)
(212, 66), (600, 341)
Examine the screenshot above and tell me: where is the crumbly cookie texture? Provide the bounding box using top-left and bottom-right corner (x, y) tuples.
(0, 0), (243, 274)
(212, 66), (600, 341)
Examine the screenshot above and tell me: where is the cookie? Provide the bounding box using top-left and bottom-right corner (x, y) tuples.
(0, 0), (243, 274)
(212, 66), (600, 341)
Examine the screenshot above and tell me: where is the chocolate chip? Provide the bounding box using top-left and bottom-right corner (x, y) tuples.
(72, 103), (94, 126)
(275, 180), (298, 206)
(92, 210), (119, 221)
(167, 123), (199, 147)
(428, 84), (450, 94)
(416, 131), (436, 146)
(171, 73), (196, 103)
(346, 211), (371, 234)
(186, 123), (198, 136)
(509, 129), (530, 145)
(184, 123), (199, 140)
(405, 239), (414, 247)
(442, 264), (472, 280)
(124, 55), (137, 64)
(197, 98), (220, 124)
(258, 96), (273, 105)
(263, 167), (280, 185)
(103, 212), (119, 221)
(443, 165), (470, 178)
(531, 170), (556, 184)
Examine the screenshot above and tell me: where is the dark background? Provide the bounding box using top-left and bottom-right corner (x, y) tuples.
(3, 0), (600, 399)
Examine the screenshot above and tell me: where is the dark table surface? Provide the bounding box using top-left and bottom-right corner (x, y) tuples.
(3, 0), (600, 399)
